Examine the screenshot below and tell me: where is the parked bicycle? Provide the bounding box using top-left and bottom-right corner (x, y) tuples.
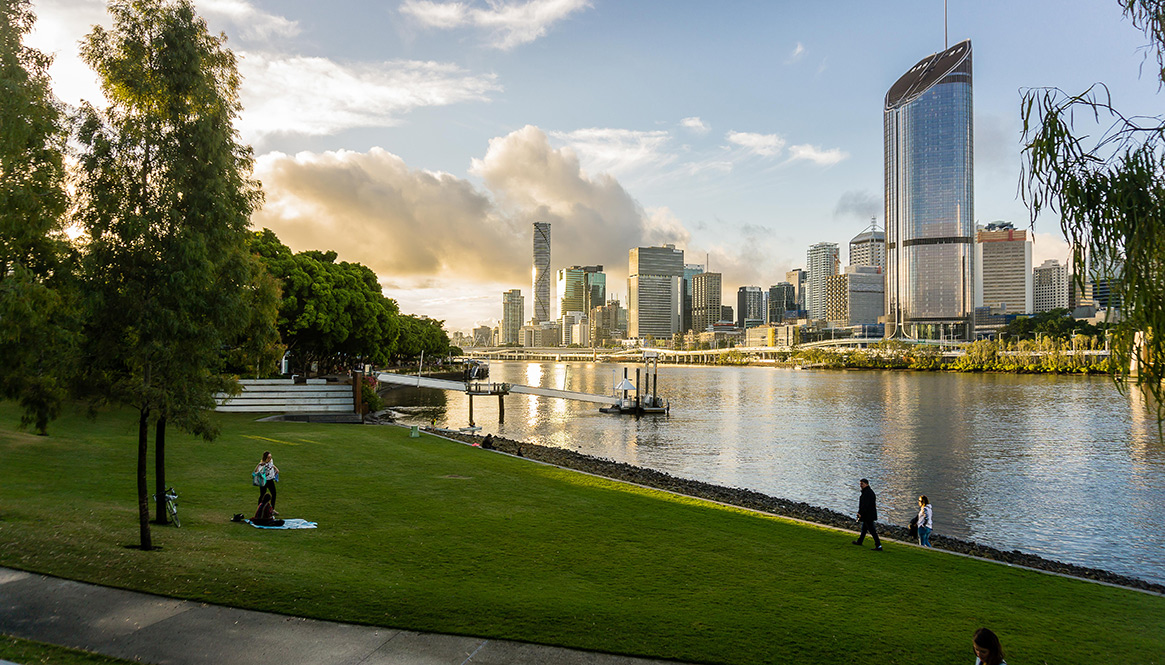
(152, 487), (180, 527)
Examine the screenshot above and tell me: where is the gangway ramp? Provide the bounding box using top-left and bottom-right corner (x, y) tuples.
(376, 373), (619, 405)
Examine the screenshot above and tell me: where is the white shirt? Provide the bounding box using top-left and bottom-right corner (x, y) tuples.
(917, 504), (932, 529)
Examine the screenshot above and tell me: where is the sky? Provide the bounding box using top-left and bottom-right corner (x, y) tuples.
(25, 0), (1163, 333)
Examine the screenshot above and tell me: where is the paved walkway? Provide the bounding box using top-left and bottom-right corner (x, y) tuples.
(0, 567), (684, 665)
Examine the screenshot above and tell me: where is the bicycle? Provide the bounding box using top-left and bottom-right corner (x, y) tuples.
(152, 487), (180, 527)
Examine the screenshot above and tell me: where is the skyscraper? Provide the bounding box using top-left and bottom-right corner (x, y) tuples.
(785, 269), (807, 314)
(691, 272), (722, 333)
(501, 289), (524, 345)
(806, 242), (839, 321)
(532, 222), (551, 323)
(884, 39), (975, 340)
(736, 286), (764, 328)
(975, 222), (1032, 314)
(682, 263), (705, 332)
(767, 282), (796, 324)
(628, 245), (684, 339)
(1033, 258), (1069, 313)
(555, 266), (587, 320)
(849, 225), (886, 271)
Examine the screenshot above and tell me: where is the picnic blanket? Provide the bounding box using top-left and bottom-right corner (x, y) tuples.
(245, 518), (317, 529)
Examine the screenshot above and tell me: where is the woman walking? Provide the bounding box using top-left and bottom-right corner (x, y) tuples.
(254, 451), (280, 511)
(917, 495), (933, 547)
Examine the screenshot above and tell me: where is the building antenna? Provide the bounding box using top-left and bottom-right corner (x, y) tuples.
(706, 252), (710, 272)
(944, 0), (948, 50)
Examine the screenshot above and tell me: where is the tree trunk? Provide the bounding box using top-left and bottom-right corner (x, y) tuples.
(154, 416), (167, 524)
(138, 407), (153, 550)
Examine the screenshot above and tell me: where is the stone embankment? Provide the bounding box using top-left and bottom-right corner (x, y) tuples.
(422, 427), (1163, 595)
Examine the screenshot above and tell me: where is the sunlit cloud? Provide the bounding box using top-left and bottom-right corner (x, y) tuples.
(237, 54), (499, 140)
(787, 143), (847, 166)
(726, 131), (786, 157)
(198, 0), (301, 41)
(680, 116), (709, 134)
(549, 128), (675, 176)
(400, 0), (591, 50)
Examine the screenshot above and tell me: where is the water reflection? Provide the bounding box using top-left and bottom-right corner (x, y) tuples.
(384, 362), (1165, 584)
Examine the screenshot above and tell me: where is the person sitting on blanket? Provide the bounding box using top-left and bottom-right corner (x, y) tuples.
(252, 493), (284, 527)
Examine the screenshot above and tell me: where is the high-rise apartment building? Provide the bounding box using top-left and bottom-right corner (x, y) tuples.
(826, 266), (885, 326)
(691, 272), (722, 333)
(736, 286), (764, 328)
(975, 222), (1032, 314)
(501, 289), (524, 345)
(849, 225), (886, 271)
(682, 263), (705, 332)
(806, 242), (839, 321)
(885, 39), (975, 340)
(1033, 258), (1069, 313)
(532, 222), (551, 323)
(628, 245), (684, 339)
(767, 282), (796, 324)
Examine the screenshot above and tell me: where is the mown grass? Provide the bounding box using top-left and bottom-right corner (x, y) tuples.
(0, 402), (1162, 664)
(0, 635), (137, 665)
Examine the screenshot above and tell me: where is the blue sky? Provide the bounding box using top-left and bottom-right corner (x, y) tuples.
(28, 0), (1160, 332)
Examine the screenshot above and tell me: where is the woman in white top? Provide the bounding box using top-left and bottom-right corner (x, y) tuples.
(917, 495), (933, 547)
(254, 451), (280, 510)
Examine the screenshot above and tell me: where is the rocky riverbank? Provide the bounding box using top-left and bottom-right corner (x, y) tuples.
(424, 427), (1163, 595)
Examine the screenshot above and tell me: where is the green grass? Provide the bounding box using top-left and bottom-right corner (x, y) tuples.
(1, 402), (1162, 664)
(0, 635), (137, 665)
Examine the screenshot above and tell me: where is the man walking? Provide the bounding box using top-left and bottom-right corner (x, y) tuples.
(852, 478), (882, 551)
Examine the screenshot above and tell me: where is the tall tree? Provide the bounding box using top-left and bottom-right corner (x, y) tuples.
(75, 0), (264, 547)
(0, 0), (75, 434)
(1021, 0), (1165, 415)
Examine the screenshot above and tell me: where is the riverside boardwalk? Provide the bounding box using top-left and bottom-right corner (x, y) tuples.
(0, 567), (682, 665)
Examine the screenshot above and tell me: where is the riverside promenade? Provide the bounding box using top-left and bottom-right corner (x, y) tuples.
(0, 567), (683, 665)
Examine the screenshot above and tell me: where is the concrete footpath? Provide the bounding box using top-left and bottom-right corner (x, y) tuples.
(0, 567), (685, 665)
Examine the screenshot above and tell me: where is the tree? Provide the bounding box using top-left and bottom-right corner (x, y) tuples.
(1021, 0), (1165, 414)
(0, 0), (76, 434)
(250, 229), (400, 374)
(76, 0), (264, 548)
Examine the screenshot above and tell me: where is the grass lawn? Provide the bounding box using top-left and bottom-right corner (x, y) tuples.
(0, 636), (137, 665)
(1, 402), (1162, 665)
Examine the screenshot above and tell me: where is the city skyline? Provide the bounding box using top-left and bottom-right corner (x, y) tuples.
(26, 0), (1159, 332)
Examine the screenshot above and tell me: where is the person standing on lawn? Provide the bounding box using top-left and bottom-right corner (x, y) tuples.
(852, 478), (882, 551)
(254, 451), (279, 511)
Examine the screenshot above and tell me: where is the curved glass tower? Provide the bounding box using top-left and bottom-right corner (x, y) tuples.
(884, 39), (974, 340)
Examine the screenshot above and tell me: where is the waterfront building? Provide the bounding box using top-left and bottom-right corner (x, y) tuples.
(975, 222), (1032, 314)
(682, 263), (705, 332)
(590, 299), (624, 346)
(767, 282), (796, 324)
(744, 325), (777, 347)
(785, 269), (807, 314)
(691, 272), (722, 333)
(885, 39), (975, 340)
(472, 326), (492, 347)
(825, 266), (885, 327)
(532, 222), (551, 323)
(628, 245), (684, 340)
(736, 286), (764, 328)
(560, 311), (587, 346)
(806, 242), (839, 321)
(501, 289), (524, 345)
(849, 225), (886, 271)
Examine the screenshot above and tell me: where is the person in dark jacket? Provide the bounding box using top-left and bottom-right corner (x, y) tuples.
(852, 478), (882, 550)
(252, 493), (284, 527)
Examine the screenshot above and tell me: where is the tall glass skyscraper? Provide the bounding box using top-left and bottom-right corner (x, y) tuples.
(532, 222), (551, 323)
(884, 39), (974, 340)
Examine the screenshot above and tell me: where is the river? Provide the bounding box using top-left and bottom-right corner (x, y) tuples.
(384, 361), (1165, 586)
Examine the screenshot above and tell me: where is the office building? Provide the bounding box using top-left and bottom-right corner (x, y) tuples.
(849, 225), (886, 271)
(591, 299), (624, 346)
(628, 245), (684, 339)
(720, 305), (734, 324)
(826, 266), (885, 326)
(975, 222), (1032, 314)
(501, 289), (524, 345)
(682, 263), (705, 332)
(885, 39), (975, 340)
(691, 272), (722, 333)
(767, 282), (796, 324)
(806, 242), (839, 321)
(472, 326), (492, 347)
(1033, 258), (1069, 313)
(785, 269), (807, 313)
(532, 222), (551, 323)
(737, 286), (764, 328)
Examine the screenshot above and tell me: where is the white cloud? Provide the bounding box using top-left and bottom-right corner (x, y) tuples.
(680, 116), (709, 133)
(1032, 231), (1070, 267)
(197, 0), (301, 41)
(787, 143), (847, 166)
(726, 131), (786, 157)
(786, 42), (805, 64)
(237, 53), (499, 140)
(549, 128), (674, 176)
(400, 0), (591, 50)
